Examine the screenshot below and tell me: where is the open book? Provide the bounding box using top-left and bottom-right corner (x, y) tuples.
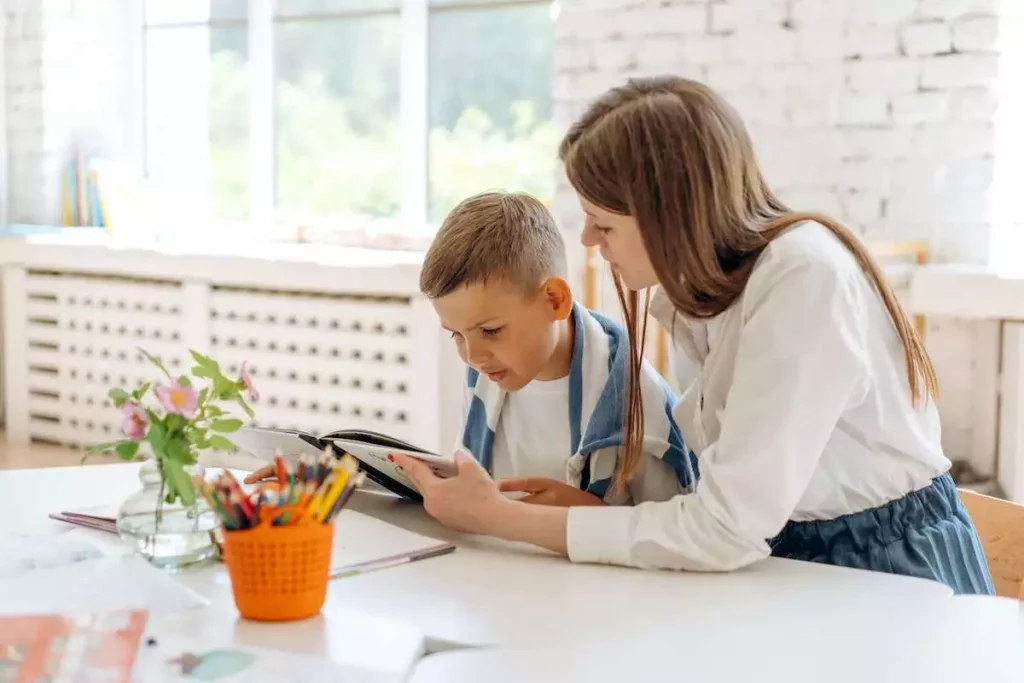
(231, 427), (456, 502)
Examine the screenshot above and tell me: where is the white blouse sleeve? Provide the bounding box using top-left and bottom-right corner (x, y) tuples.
(565, 259), (871, 571)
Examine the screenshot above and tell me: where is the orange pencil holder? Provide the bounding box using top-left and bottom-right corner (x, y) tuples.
(221, 511), (334, 622)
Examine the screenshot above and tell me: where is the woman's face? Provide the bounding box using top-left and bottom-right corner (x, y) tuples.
(578, 194), (659, 291)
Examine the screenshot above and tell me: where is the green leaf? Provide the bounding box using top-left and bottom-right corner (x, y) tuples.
(108, 388), (131, 408)
(164, 413), (186, 435)
(166, 461), (196, 507)
(192, 366), (216, 380)
(234, 395), (255, 419)
(213, 377), (238, 399)
(131, 382), (152, 400)
(138, 348), (172, 378)
(188, 429), (212, 449)
(209, 435), (235, 452)
(165, 437), (190, 462)
(204, 405), (224, 418)
(210, 418), (243, 433)
(177, 375), (192, 388)
(148, 421), (167, 451)
(115, 440), (140, 460)
(189, 350), (220, 373)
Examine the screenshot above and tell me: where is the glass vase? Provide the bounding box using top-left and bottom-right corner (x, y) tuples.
(117, 458), (220, 570)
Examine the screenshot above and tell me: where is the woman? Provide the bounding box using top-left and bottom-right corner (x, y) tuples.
(393, 76), (994, 594)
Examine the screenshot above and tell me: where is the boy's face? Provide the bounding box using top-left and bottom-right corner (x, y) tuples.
(432, 279), (572, 391)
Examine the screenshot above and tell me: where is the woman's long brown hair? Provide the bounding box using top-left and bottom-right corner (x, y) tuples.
(558, 76), (938, 493)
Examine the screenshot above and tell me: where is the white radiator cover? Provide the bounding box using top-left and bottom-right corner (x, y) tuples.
(0, 234), (463, 455)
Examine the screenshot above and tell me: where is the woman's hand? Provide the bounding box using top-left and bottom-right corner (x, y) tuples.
(498, 478), (607, 507)
(390, 450), (510, 535)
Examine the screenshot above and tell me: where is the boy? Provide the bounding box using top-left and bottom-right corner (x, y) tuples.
(418, 191), (696, 506)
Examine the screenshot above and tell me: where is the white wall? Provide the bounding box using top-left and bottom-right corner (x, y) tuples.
(552, 0), (1008, 469)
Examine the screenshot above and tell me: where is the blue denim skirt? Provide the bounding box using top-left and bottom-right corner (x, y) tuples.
(769, 473), (995, 595)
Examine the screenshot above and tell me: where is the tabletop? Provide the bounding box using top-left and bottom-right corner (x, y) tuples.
(1, 462), (966, 655)
(0, 462), (426, 681)
(409, 595), (1024, 683)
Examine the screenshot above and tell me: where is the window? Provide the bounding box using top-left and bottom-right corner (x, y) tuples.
(144, 2), (249, 226)
(143, 0), (555, 248)
(428, 0), (556, 223)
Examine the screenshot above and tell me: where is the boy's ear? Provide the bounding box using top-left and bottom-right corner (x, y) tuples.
(541, 277), (573, 320)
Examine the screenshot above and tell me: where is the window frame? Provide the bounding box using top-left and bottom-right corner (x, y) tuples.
(141, 0), (551, 237)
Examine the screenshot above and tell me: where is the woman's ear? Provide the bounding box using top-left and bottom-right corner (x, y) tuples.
(541, 277), (574, 320)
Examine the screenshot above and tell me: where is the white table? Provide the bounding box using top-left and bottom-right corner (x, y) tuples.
(0, 463), (427, 682)
(5, 463), (1019, 680)
(410, 596), (1024, 683)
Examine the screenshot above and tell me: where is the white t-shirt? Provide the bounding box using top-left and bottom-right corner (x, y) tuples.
(491, 377), (573, 481)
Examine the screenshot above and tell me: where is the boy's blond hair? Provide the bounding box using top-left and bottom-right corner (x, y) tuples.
(419, 191), (567, 299)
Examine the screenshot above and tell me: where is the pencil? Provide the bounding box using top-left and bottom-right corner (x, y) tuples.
(316, 470), (350, 522)
(323, 472), (364, 523)
(275, 452), (287, 484)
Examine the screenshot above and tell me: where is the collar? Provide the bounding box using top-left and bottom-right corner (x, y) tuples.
(647, 286), (709, 364)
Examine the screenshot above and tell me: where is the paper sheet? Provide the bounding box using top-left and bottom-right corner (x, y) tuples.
(329, 510), (454, 572)
(0, 555), (209, 616)
(135, 635), (398, 683)
(0, 531), (107, 578)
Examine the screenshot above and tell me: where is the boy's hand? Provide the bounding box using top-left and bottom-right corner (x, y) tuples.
(243, 464), (276, 484)
(498, 478), (607, 507)
(390, 450), (508, 535)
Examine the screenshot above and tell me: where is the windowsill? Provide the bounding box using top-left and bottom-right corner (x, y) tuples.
(0, 223), (429, 266)
(0, 224), (427, 295)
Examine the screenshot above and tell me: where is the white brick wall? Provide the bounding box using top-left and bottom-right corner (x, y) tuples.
(554, 0), (1012, 467)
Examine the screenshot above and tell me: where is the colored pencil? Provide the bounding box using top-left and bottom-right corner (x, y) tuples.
(205, 448), (363, 530)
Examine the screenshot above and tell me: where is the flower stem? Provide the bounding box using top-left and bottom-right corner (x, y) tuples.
(155, 459), (166, 528)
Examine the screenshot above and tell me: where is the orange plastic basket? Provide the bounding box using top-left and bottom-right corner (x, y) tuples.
(221, 517), (334, 622)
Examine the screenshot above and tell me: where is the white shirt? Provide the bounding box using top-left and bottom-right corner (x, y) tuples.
(453, 373), (687, 505)
(492, 378), (573, 480)
(566, 222), (951, 571)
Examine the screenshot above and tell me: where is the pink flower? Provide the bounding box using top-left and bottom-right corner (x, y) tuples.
(155, 381), (199, 418)
(122, 401), (149, 440)
(239, 361), (259, 403)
